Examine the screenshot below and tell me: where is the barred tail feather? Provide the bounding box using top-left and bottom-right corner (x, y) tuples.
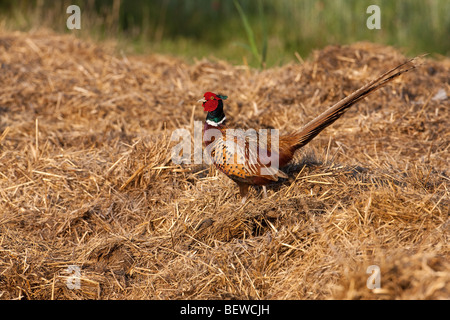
(292, 56), (422, 150)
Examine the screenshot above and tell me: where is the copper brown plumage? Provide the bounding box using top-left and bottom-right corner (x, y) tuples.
(200, 57), (420, 202)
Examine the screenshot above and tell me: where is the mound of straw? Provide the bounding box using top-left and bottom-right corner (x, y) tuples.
(0, 30), (448, 299)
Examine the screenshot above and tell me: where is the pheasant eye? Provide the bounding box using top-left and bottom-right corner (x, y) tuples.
(210, 96), (215, 100)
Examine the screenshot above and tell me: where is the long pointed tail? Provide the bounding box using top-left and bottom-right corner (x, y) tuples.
(291, 56), (422, 150)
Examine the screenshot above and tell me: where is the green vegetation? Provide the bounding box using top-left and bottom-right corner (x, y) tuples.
(1, 0), (449, 67)
(233, 0), (268, 68)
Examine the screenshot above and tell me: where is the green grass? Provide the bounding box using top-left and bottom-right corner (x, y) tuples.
(1, 0), (449, 67)
(233, 0), (268, 68)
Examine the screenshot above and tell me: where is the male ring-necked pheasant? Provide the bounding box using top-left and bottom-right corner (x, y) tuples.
(199, 58), (418, 203)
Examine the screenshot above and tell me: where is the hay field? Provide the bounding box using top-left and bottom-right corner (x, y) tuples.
(0, 30), (448, 300)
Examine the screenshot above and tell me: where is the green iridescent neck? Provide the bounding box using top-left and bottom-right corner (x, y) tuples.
(206, 100), (226, 126)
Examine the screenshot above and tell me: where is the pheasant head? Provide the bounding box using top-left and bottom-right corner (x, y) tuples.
(199, 92), (228, 126)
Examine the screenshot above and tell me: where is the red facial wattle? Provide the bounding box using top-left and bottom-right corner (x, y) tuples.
(202, 92), (219, 112)
(200, 92), (228, 112)
(203, 99), (219, 112)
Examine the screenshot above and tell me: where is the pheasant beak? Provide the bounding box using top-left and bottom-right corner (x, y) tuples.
(198, 98), (207, 103)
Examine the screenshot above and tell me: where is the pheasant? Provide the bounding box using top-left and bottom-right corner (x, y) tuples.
(199, 58), (418, 203)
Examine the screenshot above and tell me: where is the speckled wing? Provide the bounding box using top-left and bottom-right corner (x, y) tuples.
(206, 130), (287, 182)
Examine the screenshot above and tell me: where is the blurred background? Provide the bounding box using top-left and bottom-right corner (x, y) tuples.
(0, 0), (449, 67)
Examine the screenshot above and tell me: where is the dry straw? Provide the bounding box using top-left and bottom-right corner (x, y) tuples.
(0, 30), (448, 299)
